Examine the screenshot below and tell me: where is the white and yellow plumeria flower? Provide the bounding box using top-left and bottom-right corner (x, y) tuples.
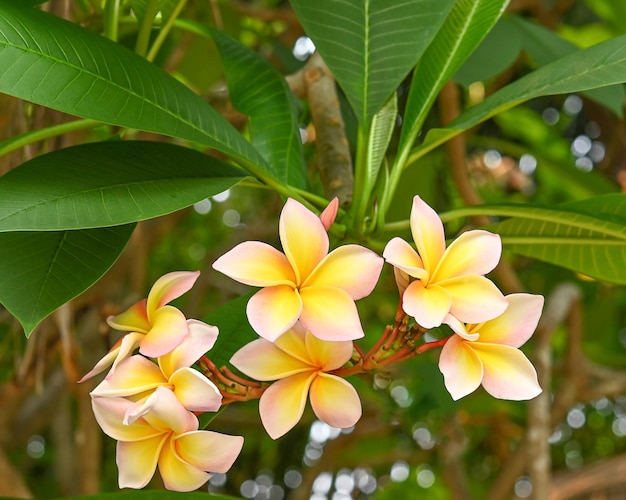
(213, 198), (383, 342)
(91, 319), (222, 413)
(91, 386), (243, 491)
(230, 326), (361, 439)
(439, 293), (544, 401)
(383, 195), (508, 328)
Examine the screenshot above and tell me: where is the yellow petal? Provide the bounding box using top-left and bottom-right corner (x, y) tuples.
(382, 237), (428, 281)
(438, 336), (483, 400)
(410, 196), (445, 272)
(402, 281), (451, 328)
(477, 294), (544, 347)
(304, 331), (354, 371)
(212, 241), (296, 286)
(304, 244), (384, 299)
(158, 437), (210, 492)
(138, 305), (189, 358)
(146, 271), (200, 317)
(107, 299), (150, 333)
(117, 435), (167, 489)
(91, 396), (162, 442)
(259, 372), (316, 439)
(441, 275), (508, 325)
(309, 373), (361, 428)
(247, 286), (302, 341)
(91, 355), (166, 398)
(175, 430), (244, 473)
(230, 337), (313, 381)
(280, 198), (329, 284)
(432, 230), (501, 281)
(169, 368), (222, 412)
(299, 286), (364, 341)
(469, 342), (542, 400)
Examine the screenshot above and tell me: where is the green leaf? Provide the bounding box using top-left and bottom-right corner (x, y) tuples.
(0, 3), (267, 171)
(203, 292), (257, 369)
(290, 0), (455, 126)
(511, 14), (624, 116)
(130, 0), (178, 25)
(453, 15), (522, 87)
(0, 141), (247, 231)
(480, 194), (626, 284)
(365, 92), (397, 196)
(210, 28), (307, 189)
(415, 33), (626, 161)
(0, 224), (135, 336)
(397, 0), (509, 160)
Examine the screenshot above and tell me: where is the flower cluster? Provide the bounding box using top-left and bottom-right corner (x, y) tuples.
(82, 271), (243, 491)
(84, 195), (543, 492)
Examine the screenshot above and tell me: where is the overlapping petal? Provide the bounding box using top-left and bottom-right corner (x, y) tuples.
(169, 368), (222, 412)
(117, 436), (166, 489)
(280, 198), (329, 283)
(91, 396), (162, 442)
(138, 305), (190, 358)
(402, 281), (451, 329)
(309, 373), (361, 428)
(259, 372), (316, 439)
(147, 271), (200, 316)
(442, 275), (508, 325)
(410, 196), (445, 271)
(91, 355), (164, 398)
(79, 332), (143, 382)
(212, 241), (296, 286)
(159, 320), (218, 378)
(432, 230), (502, 281)
(299, 286), (365, 340)
(304, 245), (384, 299)
(438, 335), (483, 401)
(382, 237), (428, 280)
(158, 439), (211, 492)
(478, 294), (544, 347)
(304, 331), (354, 370)
(107, 299), (150, 333)
(247, 285), (302, 342)
(230, 338), (313, 380)
(175, 431), (244, 473)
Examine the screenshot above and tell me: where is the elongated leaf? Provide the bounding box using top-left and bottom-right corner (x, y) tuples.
(511, 15), (624, 116)
(210, 28), (307, 189)
(397, 0), (509, 160)
(365, 92), (397, 195)
(482, 194), (626, 284)
(0, 141), (247, 231)
(415, 34), (626, 160)
(0, 224), (135, 336)
(290, 0), (455, 126)
(0, 3), (268, 171)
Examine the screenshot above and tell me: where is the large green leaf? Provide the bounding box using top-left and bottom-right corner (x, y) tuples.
(397, 0), (509, 162)
(414, 33), (626, 161)
(290, 0), (455, 126)
(0, 224), (135, 336)
(0, 3), (267, 172)
(210, 28), (307, 189)
(511, 14), (624, 116)
(471, 194), (626, 284)
(0, 141), (247, 231)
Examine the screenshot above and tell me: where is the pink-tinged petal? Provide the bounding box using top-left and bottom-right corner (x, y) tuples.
(478, 294), (544, 348)
(442, 275), (508, 325)
(319, 197), (339, 231)
(80, 331), (144, 383)
(158, 438), (210, 492)
(138, 305), (189, 358)
(410, 196), (445, 272)
(393, 267), (410, 295)
(259, 372), (316, 439)
(91, 396), (161, 442)
(159, 320), (219, 377)
(402, 281), (451, 328)
(247, 286), (302, 342)
(169, 368), (222, 412)
(273, 328), (314, 365)
(304, 245), (384, 299)
(230, 337), (312, 381)
(107, 299), (150, 333)
(117, 435), (167, 489)
(304, 332), (354, 371)
(175, 430), (244, 473)
(212, 241), (296, 286)
(443, 315), (480, 342)
(432, 230), (501, 282)
(438, 336), (483, 401)
(141, 387), (199, 434)
(147, 271), (200, 315)
(382, 237), (428, 281)
(309, 373), (361, 428)
(470, 343), (542, 400)
(299, 286), (364, 341)
(280, 198), (329, 284)
(91, 355), (165, 398)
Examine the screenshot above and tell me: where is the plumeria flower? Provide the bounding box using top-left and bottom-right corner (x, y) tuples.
(213, 198), (383, 342)
(91, 386), (243, 491)
(91, 320), (222, 413)
(439, 293), (544, 401)
(383, 195), (508, 329)
(80, 271), (201, 381)
(230, 326), (361, 439)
